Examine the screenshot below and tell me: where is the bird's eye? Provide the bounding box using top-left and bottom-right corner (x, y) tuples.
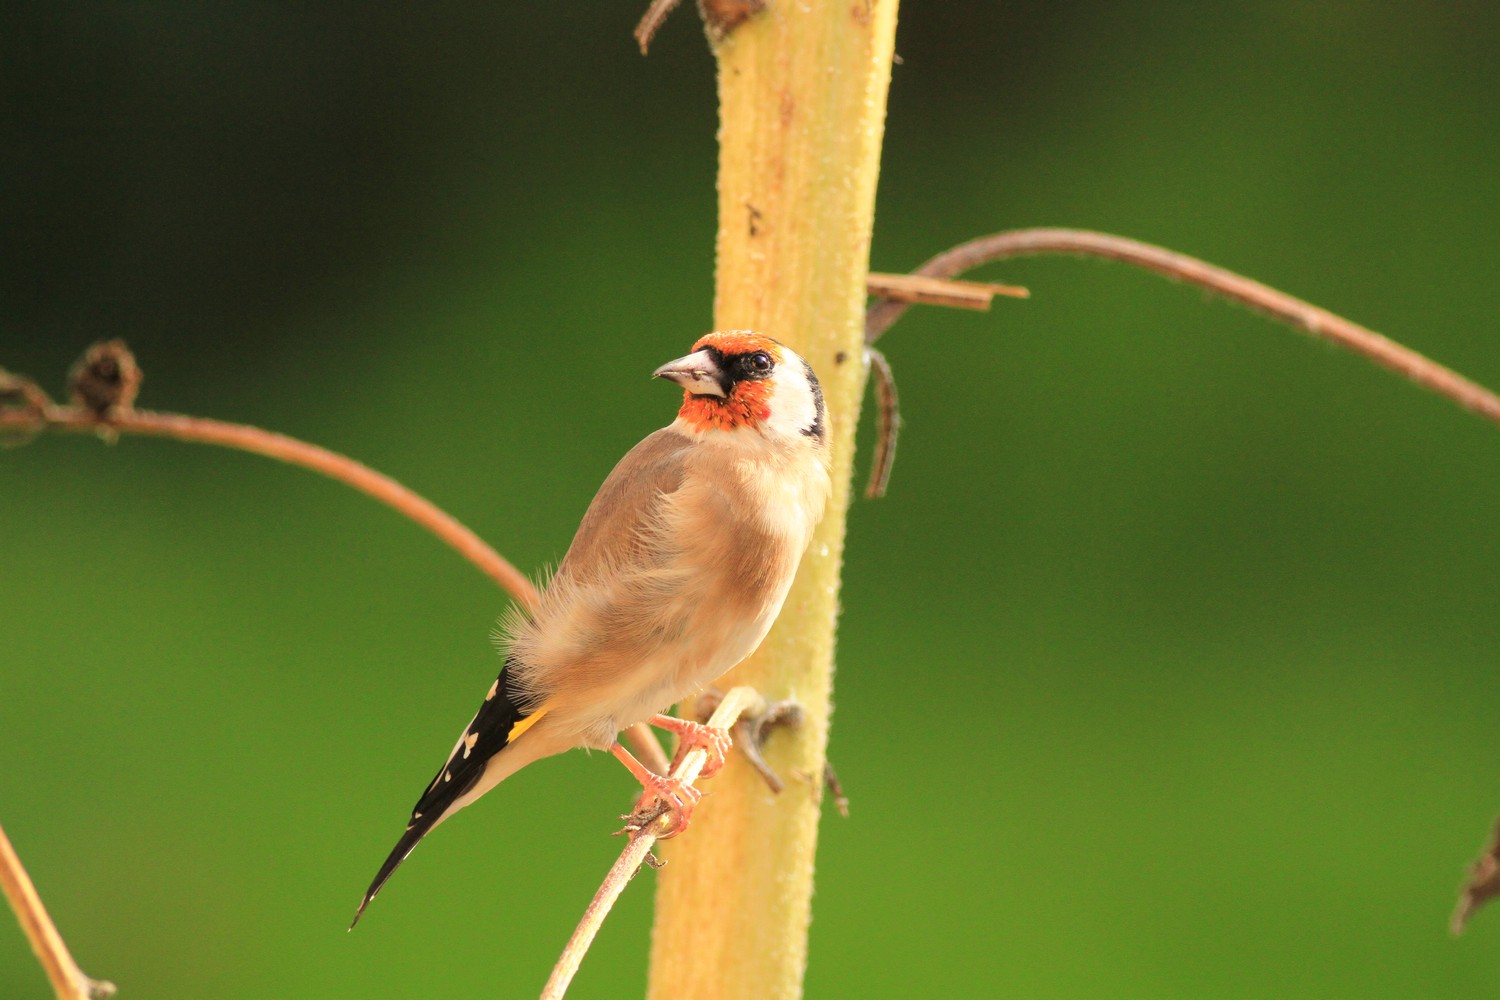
(748, 352), (773, 373)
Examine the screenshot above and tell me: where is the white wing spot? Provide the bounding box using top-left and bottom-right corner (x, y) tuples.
(462, 732), (479, 758)
(486, 680), (498, 702)
(443, 770), (452, 783)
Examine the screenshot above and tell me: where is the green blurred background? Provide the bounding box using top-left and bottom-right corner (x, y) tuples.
(5, 3), (1500, 997)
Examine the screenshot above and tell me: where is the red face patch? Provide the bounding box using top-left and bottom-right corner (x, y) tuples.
(677, 332), (783, 433)
(677, 379), (773, 431)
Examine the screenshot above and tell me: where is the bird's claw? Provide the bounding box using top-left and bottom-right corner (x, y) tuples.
(650, 713), (733, 779)
(621, 771), (703, 839)
(692, 694), (804, 793)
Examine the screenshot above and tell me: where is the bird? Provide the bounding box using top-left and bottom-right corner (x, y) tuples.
(352, 330), (832, 926)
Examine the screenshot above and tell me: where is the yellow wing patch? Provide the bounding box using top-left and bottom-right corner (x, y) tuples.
(507, 702), (551, 742)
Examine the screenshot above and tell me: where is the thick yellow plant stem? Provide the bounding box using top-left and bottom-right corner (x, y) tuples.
(647, 3), (899, 998)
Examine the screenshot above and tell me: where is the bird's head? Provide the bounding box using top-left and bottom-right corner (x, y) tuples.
(654, 331), (826, 443)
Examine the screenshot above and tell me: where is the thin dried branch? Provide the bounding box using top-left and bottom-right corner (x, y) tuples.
(864, 227), (1500, 429)
(1, 373), (537, 609)
(860, 273), (1024, 500)
(822, 763), (849, 818)
(3, 345), (547, 994)
(866, 271), (1028, 311)
(634, 0), (765, 53)
(864, 347), (901, 499)
(541, 686), (766, 1000)
(0, 369), (55, 414)
(0, 821), (115, 1000)
(633, 0), (684, 54)
(1453, 816), (1500, 934)
(0, 369), (53, 448)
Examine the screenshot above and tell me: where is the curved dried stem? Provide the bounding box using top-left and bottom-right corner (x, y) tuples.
(863, 347), (900, 499)
(1, 403), (538, 609)
(6, 351), (684, 996)
(633, 0), (684, 53)
(3, 367), (546, 995)
(0, 821), (115, 1000)
(865, 227), (1500, 427)
(541, 686), (765, 1000)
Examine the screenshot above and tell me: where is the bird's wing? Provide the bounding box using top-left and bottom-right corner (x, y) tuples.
(552, 426), (692, 582)
(497, 426), (699, 711)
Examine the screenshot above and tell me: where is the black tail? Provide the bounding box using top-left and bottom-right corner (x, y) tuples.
(350, 661), (528, 928)
(350, 816), (441, 928)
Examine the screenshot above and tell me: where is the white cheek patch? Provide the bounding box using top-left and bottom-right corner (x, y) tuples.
(761, 351), (823, 441)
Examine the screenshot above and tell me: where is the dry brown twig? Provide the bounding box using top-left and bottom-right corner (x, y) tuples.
(858, 275), (1027, 499)
(2, 343), (538, 607)
(1, 342), (682, 993)
(0, 823), (115, 1000)
(859, 226), (1500, 499)
(863, 347), (901, 499)
(633, 0), (684, 53)
(864, 227), (1500, 426)
(866, 272), (1028, 310)
(540, 686), (766, 1000)
(635, 0), (773, 54)
(863, 227), (1500, 927)
(1453, 815), (1500, 934)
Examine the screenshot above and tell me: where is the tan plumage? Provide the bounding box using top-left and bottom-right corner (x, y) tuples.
(354, 331), (831, 924)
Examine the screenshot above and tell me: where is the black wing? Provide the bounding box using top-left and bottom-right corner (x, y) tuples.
(352, 658), (530, 926)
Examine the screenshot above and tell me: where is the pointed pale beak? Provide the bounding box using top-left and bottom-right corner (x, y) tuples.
(652, 349), (726, 397)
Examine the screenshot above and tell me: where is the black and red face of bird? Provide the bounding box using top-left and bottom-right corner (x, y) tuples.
(654, 331), (826, 443)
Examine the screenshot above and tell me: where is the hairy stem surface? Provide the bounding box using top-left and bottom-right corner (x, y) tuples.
(646, 3), (900, 998)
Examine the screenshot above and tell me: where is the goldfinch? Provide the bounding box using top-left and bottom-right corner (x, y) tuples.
(353, 331), (832, 924)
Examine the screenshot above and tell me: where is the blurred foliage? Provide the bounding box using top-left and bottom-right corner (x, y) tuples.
(5, 2), (1500, 997)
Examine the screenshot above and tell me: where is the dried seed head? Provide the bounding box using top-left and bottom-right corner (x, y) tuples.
(68, 339), (142, 417)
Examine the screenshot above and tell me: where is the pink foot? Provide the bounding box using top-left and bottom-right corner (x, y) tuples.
(610, 742), (703, 839)
(633, 769), (702, 839)
(649, 713), (733, 778)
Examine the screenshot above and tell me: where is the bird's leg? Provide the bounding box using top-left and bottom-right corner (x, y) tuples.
(610, 741), (702, 839)
(623, 722), (672, 777)
(648, 713), (733, 779)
